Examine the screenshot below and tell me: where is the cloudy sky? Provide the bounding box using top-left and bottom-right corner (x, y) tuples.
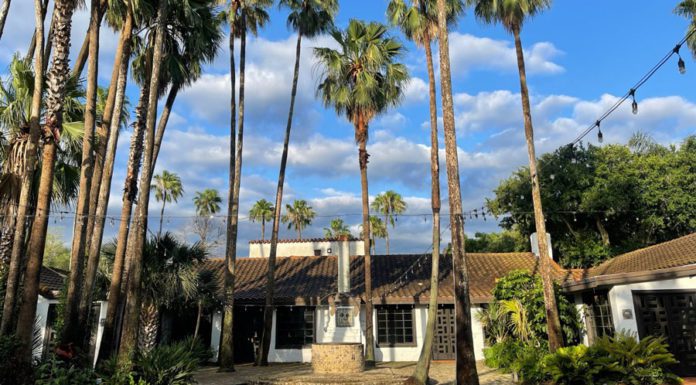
(2, 1), (695, 256)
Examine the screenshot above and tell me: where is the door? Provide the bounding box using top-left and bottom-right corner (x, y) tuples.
(634, 291), (696, 376)
(233, 306), (264, 363)
(432, 305), (455, 360)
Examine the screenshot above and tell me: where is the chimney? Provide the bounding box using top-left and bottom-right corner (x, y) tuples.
(337, 237), (351, 294)
(530, 232), (554, 260)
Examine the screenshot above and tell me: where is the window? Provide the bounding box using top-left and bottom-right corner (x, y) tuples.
(314, 249), (322, 256)
(275, 306), (315, 349)
(377, 306), (415, 347)
(583, 291), (615, 342)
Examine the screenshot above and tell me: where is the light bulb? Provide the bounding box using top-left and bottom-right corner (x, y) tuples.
(632, 100), (638, 115)
(678, 57), (686, 75)
(597, 128), (603, 143)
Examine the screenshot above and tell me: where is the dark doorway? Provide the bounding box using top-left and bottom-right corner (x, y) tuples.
(233, 306), (264, 363)
(432, 304), (455, 360)
(634, 291), (696, 376)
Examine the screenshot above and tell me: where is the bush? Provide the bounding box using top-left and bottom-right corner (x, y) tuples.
(483, 339), (524, 370)
(132, 340), (201, 385)
(0, 335), (35, 385)
(509, 344), (549, 385)
(543, 345), (616, 385)
(34, 357), (97, 385)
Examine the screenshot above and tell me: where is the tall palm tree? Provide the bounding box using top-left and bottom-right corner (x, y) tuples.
(386, 1), (462, 381)
(257, 0), (337, 367)
(62, 0), (104, 348)
(217, 0), (271, 371)
(0, 0), (10, 41)
(371, 190), (407, 255)
(249, 198), (274, 240)
(367, 215), (387, 254)
(314, 20), (408, 365)
(15, 0), (79, 357)
(468, 0), (562, 353)
(281, 199), (316, 239)
(193, 188), (222, 249)
(152, 170), (184, 237)
(433, 0), (478, 382)
(324, 218), (351, 238)
(675, 0), (696, 57)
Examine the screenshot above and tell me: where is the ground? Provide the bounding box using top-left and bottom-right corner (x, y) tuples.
(194, 361), (513, 385)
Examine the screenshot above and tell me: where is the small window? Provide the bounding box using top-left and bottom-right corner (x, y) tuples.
(314, 249), (322, 256)
(583, 291), (615, 343)
(377, 306), (415, 347)
(275, 306), (315, 349)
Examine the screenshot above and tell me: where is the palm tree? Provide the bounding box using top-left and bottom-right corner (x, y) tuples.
(324, 218), (351, 238)
(0, 0), (10, 42)
(217, 0), (271, 370)
(314, 20), (408, 365)
(675, 0), (696, 57)
(468, 0), (562, 353)
(138, 233), (206, 353)
(152, 170), (184, 237)
(249, 199), (274, 240)
(365, 216), (386, 254)
(281, 199), (316, 239)
(371, 190), (407, 255)
(193, 188), (223, 249)
(15, 0), (79, 356)
(433, 0), (479, 382)
(257, 0), (337, 367)
(386, 1), (462, 382)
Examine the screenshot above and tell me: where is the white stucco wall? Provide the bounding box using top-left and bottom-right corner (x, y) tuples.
(92, 301), (108, 367)
(32, 296), (56, 359)
(608, 276), (696, 337)
(574, 294), (590, 346)
(248, 240), (365, 258)
(210, 304), (488, 363)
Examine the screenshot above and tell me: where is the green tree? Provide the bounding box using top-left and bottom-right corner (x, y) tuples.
(465, 230), (529, 253)
(366, 215), (386, 254)
(216, 0), (272, 370)
(152, 170), (184, 237)
(324, 218), (351, 238)
(249, 199), (274, 241)
(468, 0), (563, 353)
(371, 190), (407, 255)
(675, 0), (696, 58)
(43, 232), (70, 271)
(315, 20), (408, 365)
(281, 199), (316, 239)
(260, 0), (337, 367)
(193, 188), (223, 250)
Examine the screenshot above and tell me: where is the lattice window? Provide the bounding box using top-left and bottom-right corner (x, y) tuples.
(377, 306), (415, 347)
(583, 291), (615, 342)
(275, 306), (315, 349)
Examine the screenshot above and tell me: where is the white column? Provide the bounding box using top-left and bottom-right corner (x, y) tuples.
(210, 310), (223, 362)
(93, 301), (108, 367)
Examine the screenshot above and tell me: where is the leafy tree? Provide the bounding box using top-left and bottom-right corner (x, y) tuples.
(371, 190), (407, 255)
(315, 20), (408, 365)
(152, 170), (184, 237)
(43, 233), (70, 271)
(324, 218), (351, 238)
(193, 189), (223, 251)
(488, 137), (696, 267)
(249, 199), (274, 241)
(281, 199), (316, 239)
(465, 230), (529, 253)
(675, 0), (696, 58)
(363, 216), (386, 254)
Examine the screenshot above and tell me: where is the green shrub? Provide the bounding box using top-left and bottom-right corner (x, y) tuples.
(543, 345), (616, 385)
(133, 340), (201, 385)
(0, 335), (35, 385)
(483, 339), (524, 370)
(180, 336), (213, 365)
(34, 357), (97, 385)
(592, 332), (681, 385)
(510, 344), (549, 384)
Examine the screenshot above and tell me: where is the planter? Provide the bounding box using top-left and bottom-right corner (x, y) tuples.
(311, 343), (364, 374)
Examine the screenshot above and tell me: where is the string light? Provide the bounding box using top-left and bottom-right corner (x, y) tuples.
(674, 44), (686, 75)
(630, 89), (638, 115)
(596, 121), (603, 143)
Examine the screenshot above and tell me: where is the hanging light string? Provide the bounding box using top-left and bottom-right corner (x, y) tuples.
(570, 28), (694, 145)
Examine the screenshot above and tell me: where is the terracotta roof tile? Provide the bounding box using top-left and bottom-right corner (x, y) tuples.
(200, 252), (570, 305)
(588, 232), (696, 277)
(248, 237), (361, 244)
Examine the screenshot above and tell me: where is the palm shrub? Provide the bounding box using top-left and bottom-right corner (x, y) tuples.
(132, 340), (200, 385)
(509, 343), (549, 385)
(543, 345), (615, 385)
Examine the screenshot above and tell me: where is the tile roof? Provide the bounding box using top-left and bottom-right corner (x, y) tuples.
(588, 232), (696, 277)
(248, 237), (361, 244)
(199, 252), (572, 305)
(39, 267), (67, 298)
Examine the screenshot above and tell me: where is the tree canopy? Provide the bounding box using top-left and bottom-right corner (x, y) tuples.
(487, 134), (696, 267)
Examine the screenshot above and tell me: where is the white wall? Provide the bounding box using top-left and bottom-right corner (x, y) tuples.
(249, 240), (365, 258)
(92, 301), (108, 367)
(32, 296), (56, 359)
(608, 276), (696, 337)
(210, 311), (222, 362)
(471, 306), (485, 360)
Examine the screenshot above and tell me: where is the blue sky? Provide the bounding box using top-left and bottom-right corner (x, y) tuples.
(2, 1), (695, 256)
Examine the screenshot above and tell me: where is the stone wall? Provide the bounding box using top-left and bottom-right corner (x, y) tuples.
(311, 343), (364, 374)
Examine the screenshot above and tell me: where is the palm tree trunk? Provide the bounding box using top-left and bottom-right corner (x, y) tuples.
(158, 199), (166, 238)
(0, 0), (45, 337)
(512, 25), (563, 352)
(63, 0), (101, 347)
(261, 219), (265, 241)
(82, 14), (133, 354)
(42, 5), (55, 74)
(434, 1), (479, 383)
(413, 35), (441, 385)
(219, 4), (238, 371)
(384, 214), (390, 255)
(357, 116), (375, 366)
(15, 0), (76, 358)
(71, 0), (107, 79)
(119, 0), (169, 363)
(137, 300), (159, 353)
(0, 0), (11, 41)
(25, 0), (48, 61)
(100, 72), (149, 362)
(193, 301), (203, 343)
(150, 84), (179, 174)
(259, 32), (302, 368)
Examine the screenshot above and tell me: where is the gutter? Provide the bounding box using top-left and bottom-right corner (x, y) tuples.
(563, 263), (696, 292)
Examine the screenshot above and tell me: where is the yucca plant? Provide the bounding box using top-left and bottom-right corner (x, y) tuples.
(132, 340), (200, 385)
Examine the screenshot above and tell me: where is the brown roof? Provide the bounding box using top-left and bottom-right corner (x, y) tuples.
(249, 237), (361, 244)
(565, 232), (696, 291)
(39, 267), (67, 298)
(200, 252), (572, 305)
